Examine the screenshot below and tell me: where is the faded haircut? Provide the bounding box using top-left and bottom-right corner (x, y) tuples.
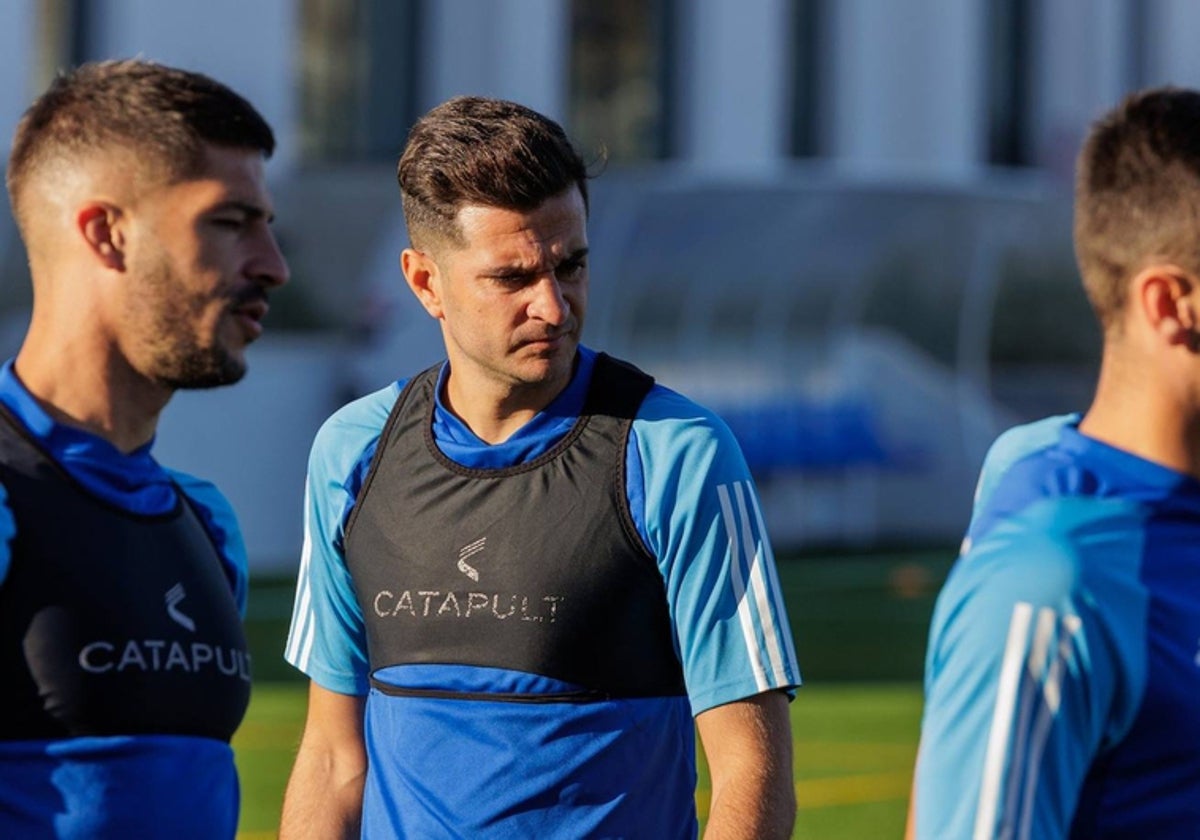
(397, 96), (590, 249)
(1075, 86), (1200, 331)
(7, 59), (274, 230)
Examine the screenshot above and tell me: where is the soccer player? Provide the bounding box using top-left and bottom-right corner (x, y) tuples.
(0, 60), (288, 838)
(910, 87), (1200, 838)
(281, 96), (800, 838)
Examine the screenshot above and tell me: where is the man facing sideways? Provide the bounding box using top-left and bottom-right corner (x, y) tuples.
(281, 96), (800, 839)
(911, 87), (1200, 838)
(0, 60), (288, 838)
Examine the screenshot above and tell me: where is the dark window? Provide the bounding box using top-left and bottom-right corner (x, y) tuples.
(790, 0), (823, 157)
(569, 0), (674, 163)
(299, 0), (421, 162)
(984, 0), (1032, 166)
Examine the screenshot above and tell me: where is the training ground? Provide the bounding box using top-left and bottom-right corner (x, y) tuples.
(234, 549), (951, 838)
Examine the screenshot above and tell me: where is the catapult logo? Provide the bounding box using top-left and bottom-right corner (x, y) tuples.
(165, 583), (195, 631)
(457, 537), (485, 582)
(371, 536), (566, 624)
(76, 581), (250, 681)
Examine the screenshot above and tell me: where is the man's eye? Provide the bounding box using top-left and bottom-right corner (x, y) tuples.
(212, 218), (244, 230)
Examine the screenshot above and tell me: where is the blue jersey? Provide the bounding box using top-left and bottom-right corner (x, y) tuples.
(285, 346), (800, 837)
(0, 360), (250, 839)
(915, 415), (1200, 839)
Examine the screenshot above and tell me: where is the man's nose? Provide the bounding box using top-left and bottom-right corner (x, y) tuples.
(528, 275), (569, 324)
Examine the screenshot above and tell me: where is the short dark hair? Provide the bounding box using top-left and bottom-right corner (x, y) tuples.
(7, 59), (275, 226)
(1075, 87), (1200, 330)
(397, 96), (589, 248)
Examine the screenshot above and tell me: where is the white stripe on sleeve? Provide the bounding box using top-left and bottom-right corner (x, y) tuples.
(747, 485), (800, 677)
(1015, 614), (1081, 840)
(285, 483), (316, 667)
(732, 482), (791, 686)
(975, 602), (1035, 840)
(717, 483), (769, 691)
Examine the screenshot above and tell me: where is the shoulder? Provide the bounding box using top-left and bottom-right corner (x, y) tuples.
(937, 493), (1149, 651)
(633, 384), (741, 458)
(972, 414), (1078, 513)
(309, 382), (403, 474)
(165, 470), (249, 613)
(315, 382), (403, 450)
(630, 384), (753, 504)
(169, 470), (235, 516)
(967, 415), (1118, 547)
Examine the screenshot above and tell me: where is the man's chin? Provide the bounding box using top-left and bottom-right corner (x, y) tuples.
(513, 349), (575, 388)
(152, 351), (247, 390)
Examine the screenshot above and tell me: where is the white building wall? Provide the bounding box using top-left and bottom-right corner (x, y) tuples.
(422, 0), (568, 123)
(83, 0), (299, 169)
(827, 0), (986, 177)
(1030, 0), (1138, 177)
(1144, 0), (1200, 88)
(154, 335), (345, 572)
(679, 0), (791, 172)
(0, 2), (38, 155)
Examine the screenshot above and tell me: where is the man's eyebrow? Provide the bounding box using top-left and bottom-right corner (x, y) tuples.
(483, 247), (589, 277)
(210, 200), (274, 222)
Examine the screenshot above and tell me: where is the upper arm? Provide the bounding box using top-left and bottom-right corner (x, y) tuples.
(914, 497), (1149, 839)
(631, 388), (800, 714)
(285, 388), (398, 695)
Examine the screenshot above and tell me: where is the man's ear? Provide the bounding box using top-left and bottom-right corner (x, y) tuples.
(1137, 265), (1200, 348)
(77, 203), (125, 272)
(401, 248), (445, 320)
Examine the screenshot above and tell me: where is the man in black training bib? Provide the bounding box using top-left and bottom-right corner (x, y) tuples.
(282, 96), (800, 838)
(0, 60), (288, 838)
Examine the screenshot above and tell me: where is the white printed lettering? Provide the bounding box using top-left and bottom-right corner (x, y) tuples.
(465, 592), (489, 617)
(79, 641), (114, 673)
(117, 640), (148, 671)
(374, 590), (393, 617)
(165, 641), (190, 671)
(438, 592), (461, 617)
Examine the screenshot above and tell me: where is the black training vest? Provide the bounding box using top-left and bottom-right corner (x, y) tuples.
(345, 354), (687, 698)
(0, 407), (251, 742)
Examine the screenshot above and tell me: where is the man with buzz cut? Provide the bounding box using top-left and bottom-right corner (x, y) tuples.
(0, 60), (288, 838)
(281, 95), (800, 838)
(910, 87), (1200, 838)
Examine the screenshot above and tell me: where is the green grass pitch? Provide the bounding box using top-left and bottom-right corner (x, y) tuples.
(233, 550), (951, 837)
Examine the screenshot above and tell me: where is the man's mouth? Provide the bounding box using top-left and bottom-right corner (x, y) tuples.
(231, 297), (269, 340)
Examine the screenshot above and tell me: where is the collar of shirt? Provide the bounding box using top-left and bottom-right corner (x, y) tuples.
(1060, 420), (1200, 507)
(0, 359), (177, 514)
(430, 347), (597, 470)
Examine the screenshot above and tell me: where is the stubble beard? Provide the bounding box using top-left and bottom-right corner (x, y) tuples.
(133, 255), (247, 391)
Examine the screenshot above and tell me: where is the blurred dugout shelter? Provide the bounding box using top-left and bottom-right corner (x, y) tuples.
(0, 165), (1092, 566)
(352, 167), (1094, 550)
(0, 0), (1178, 570)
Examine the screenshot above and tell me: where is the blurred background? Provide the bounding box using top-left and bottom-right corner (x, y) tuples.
(0, 1), (1195, 835)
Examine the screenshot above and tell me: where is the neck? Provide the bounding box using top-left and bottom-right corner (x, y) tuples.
(1079, 345), (1200, 480)
(442, 370), (571, 446)
(14, 328), (172, 454)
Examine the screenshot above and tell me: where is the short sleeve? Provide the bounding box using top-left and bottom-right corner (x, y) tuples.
(169, 470), (250, 616)
(632, 386), (801, 715)
(284, 383), (399, 696)
(915, 495), (1150, 839)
